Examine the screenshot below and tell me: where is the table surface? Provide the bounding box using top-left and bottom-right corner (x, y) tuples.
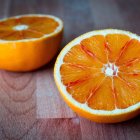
(0, 0), (140, 139)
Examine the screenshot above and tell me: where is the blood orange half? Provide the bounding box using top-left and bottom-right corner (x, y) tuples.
(54, 29), (140, 123)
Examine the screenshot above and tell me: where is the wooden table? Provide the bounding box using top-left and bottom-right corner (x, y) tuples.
(0, 0), (140, 139)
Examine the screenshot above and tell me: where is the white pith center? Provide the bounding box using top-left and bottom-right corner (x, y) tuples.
(103, 63), (118, 76)
(13, 24), (28, 31)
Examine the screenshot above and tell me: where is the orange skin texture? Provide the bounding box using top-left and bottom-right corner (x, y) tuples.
(0, 30), (63, 72)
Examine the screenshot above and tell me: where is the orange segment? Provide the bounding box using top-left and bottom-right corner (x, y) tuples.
(114, 74), (140, 109)
(63, 44), (103, 68)
(21, 30), (43, 39)
(54, 29), (140, 123)
(81, 35), (107, 63)
(106, 34), (130, 62)
(116, 39), (140, 65)
(60, 63), (100, 86)
(88, 77), (115, 110)
(0, 18), (17, 30)
(0, 30), (17, 40)
(66, 73), (105, 103)
(119, 58), (140, 73)
(29, 18), (59, 34)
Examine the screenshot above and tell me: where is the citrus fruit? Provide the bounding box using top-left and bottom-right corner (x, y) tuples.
(0, 14), (63, 71)
(54, 29), (140, 123)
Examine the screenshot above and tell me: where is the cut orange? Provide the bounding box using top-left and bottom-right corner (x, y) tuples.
(0, 14), (63, 71)
(54, 29), (140, 123)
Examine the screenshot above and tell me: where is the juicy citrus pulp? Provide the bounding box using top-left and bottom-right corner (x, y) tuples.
(54, 29), (140, 123)
(0, 15), (60, 41)
(0, 14), (63, 71)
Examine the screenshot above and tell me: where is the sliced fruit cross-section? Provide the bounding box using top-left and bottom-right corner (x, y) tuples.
(54, 29), (140, 123)
(0, 14), (63, 71)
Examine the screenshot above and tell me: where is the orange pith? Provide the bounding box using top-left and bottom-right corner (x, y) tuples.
(0, 16), (59, 40)
(60, 34), (140, 111)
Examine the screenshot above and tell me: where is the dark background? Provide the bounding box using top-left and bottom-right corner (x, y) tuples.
(0, 0), (139, 140)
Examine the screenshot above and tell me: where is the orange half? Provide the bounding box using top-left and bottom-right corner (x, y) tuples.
(54, 29), (140, 123)
(0, 14), (63, 71)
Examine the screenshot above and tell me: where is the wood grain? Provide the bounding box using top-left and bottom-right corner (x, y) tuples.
(89, 0), (125, 29)
(116, 0), (140, 34)
(0, 0), (10, 18)
(0, 71), (37, 139)
(0, 0), (139, 140)
(36, 117), (81, 140)
(80, 117), (140, 140)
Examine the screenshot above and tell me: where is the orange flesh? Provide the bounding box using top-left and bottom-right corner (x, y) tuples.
(60, 34), (140, 111)
(0, 16), (59, 40)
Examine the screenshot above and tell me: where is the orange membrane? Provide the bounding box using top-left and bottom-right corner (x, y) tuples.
(60, 34), (140, 111)
(0, 16), (59, 40)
